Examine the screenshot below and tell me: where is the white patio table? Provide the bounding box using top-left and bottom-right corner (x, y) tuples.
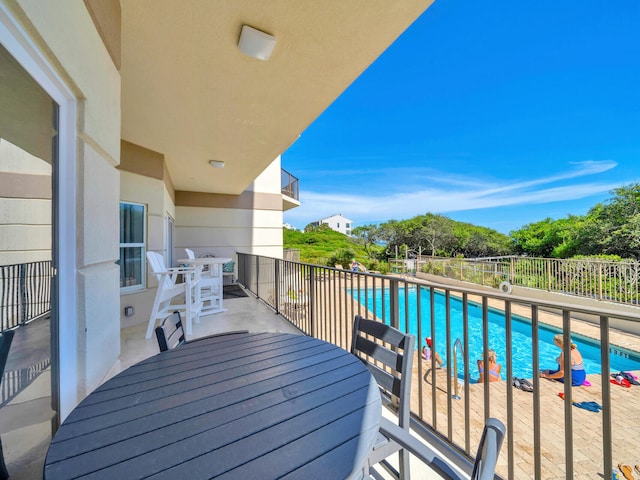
(178, 257), (232, 314)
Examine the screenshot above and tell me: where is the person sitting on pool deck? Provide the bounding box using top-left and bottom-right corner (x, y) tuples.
(540, 334), (586, 386)
(422, 337), (444, 368)
(477, 349), (502, 382)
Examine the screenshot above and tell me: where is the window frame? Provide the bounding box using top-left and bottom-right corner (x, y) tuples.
(119, 201), (146, 293)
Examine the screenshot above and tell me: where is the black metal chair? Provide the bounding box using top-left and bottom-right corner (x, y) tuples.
(0, 330), (15, 480)
(155, 311), (185, 352)
(351, 314), (415, 480)
(155, 311), (249, 352)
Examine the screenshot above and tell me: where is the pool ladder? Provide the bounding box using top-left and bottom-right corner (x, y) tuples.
(452, 338), (464, 400)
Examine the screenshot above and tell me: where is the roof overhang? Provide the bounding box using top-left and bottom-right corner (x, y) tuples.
(119, 1), (434, 194)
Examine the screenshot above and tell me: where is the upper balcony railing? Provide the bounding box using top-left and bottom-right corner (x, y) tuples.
(237, 253), (640, 480)
(281, 168), (299, 201)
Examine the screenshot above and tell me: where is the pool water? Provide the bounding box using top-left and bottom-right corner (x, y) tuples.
(352, 287), (640, 380)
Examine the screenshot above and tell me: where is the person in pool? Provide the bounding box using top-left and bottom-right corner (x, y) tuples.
(422, 337), (444, 368)
(540, 334), (586, 386)
(477, 349), (502, 382)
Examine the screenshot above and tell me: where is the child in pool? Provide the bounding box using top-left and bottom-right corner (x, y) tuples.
(422, 337), (444, 368)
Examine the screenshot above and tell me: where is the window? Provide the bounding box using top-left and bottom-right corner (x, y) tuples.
(119, 202), (146, 291)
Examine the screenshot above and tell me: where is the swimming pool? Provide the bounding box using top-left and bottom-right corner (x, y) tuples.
(352, 287), (640, 380)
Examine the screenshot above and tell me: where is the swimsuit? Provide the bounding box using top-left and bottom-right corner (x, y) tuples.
(478, 362), (500, 379)
(550, 351), (586, 386)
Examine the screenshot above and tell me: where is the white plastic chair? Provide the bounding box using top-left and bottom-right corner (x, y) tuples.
(145, 251), (202, 339)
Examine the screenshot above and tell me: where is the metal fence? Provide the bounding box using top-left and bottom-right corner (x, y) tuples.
(0, 261), (52, 331)
(413, 256), (640, 306)
(238, 252), (640, 480)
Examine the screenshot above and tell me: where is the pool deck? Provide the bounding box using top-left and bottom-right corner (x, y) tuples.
(410, 287), (640, 480)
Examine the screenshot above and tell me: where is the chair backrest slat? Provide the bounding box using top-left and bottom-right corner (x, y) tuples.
(356, 317), (410, 349)
(155, 311), (185, 352)
(147, 251), (174, 290)
(351, 314), (415, 428)
(364, 360), (401, 396)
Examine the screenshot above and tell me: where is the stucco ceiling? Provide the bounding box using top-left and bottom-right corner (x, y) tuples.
(120, 1), (434, 194)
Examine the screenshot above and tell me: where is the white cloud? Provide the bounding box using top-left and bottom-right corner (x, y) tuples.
(284, 160), (621, 227)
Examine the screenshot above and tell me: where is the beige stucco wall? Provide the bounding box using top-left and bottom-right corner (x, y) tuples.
(175, 158), (285, 261)
(119, 157), (286, 329)
(9, 0), (121, 404)
(0, 128), (52, 265)
(119, 169), (177, 329)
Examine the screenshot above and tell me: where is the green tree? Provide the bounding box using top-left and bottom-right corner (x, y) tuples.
(352, 224), (380, 257)
(586, 184), (640, 259)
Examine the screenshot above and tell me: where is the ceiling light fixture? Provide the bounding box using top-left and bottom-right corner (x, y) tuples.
(238, 25), (276, 61)
(209, 160), (225, 168)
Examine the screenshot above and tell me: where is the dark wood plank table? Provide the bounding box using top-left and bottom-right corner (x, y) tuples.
(44, 332), (381, 479)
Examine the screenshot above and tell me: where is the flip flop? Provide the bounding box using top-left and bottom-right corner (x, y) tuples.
(582, 379), (591, 386)
(635, 465), (640, 475)
(618, 463), (634, 480)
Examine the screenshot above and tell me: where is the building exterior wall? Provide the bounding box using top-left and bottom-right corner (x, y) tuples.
(0, 121), (52, 266)
(118, 155), (285, 329)
(5, 0), (121, 415)
(313, 213), (353, 236)
(119, 168), (176, 329)
(175, 158), (285, 261)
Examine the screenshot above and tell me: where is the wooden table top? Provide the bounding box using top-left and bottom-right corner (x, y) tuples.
(44, 332), (381, 479)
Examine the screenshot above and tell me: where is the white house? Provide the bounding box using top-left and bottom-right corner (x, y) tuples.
(311, 214), (354, 236)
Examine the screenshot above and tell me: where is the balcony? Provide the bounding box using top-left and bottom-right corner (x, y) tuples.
(281, 168), (300, 211)
(4, 255), (639, 479)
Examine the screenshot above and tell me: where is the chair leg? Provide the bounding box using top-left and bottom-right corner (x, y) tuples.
(0, 436), (9, 480)
(146, 294), (164, 338)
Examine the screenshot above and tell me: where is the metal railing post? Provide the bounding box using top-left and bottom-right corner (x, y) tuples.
(274, 259), (280, 313)
(256, 256), (260, 299)
(309, 266), (316, 338)
(389, 278), (399, 330)
(19, 263), (27, 324)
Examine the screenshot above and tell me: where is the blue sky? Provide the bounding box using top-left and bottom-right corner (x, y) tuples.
(282, 0), (640, 234)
